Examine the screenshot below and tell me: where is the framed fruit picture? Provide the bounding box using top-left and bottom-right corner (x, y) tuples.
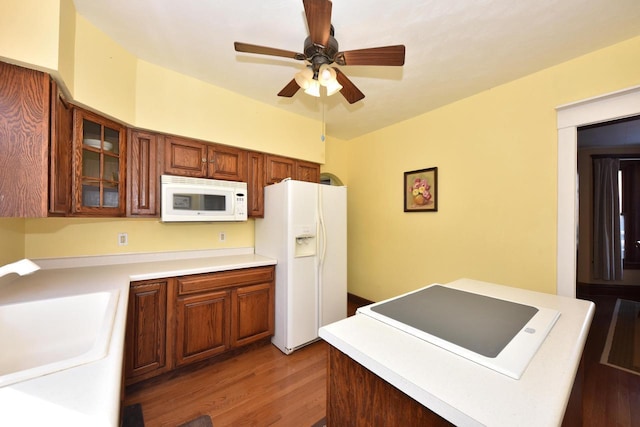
(404, 167), (438, 212)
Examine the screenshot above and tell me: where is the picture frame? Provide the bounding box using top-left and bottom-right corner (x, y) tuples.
(404, 167), (438, 212)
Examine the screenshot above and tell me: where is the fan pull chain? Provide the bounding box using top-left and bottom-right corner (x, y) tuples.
(321, 102), (326, 142)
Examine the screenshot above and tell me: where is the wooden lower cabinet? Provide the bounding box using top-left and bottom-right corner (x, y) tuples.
(125, 279), (171, 384)
(327, 345), (583, 426)
(176, 290), (231, 366)
(327, 345), (454, 427)
(231, 282), (275, 347)
(125, 266), (275, 385)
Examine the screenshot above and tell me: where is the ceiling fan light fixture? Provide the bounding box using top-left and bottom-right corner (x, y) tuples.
(318, 64), (336, 86)
(294, 67), (314, 89)
(304, 79), (321, 97)
(325, 79), (343, 96)
(317, 64), (342, 96)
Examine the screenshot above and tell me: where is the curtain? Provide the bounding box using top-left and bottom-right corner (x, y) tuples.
(593, 158), (623, 280)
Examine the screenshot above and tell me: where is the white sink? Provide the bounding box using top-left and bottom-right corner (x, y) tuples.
(0, 289), (119, 387)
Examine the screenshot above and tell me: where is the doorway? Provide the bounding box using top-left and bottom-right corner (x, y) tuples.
(556, 85), (640, 297)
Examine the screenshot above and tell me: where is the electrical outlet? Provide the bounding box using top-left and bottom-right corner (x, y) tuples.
(219, 232), (226, 242)
(118, 232), (128, 246)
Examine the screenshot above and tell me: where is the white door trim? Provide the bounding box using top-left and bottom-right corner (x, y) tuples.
(556, 85), (640, 297)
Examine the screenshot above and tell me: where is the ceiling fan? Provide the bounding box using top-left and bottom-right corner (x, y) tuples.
(234, 0), (405, 104)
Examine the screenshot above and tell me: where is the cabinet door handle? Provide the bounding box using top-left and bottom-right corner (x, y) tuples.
(201, 158), (207, 163)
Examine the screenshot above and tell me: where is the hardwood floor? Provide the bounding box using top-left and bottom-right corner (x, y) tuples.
(124, 294), (640, 426)
(124, 339), (328, 426)
(578, 294), (640, 427)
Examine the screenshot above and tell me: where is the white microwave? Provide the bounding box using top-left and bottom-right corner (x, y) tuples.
(161, 175), (248, 222)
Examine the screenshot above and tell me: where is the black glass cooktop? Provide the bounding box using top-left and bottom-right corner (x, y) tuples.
(370, 285), (539, 358)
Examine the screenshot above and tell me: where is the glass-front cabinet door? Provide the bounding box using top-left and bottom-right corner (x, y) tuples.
(72, 109), (126, 215)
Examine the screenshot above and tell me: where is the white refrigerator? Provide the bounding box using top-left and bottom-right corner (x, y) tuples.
(255, 179), (347, 354)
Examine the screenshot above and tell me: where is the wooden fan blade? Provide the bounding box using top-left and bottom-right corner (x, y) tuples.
(334, 68), (365, 104)
(334, 45), (406, 66)
(278, 79), (301, 98)
(303, 0), (332, 46)
(234, 42), (305, 60)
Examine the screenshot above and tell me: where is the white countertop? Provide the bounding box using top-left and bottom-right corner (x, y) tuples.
(0, 248), (276, 427)
(319, 278), (595, 427)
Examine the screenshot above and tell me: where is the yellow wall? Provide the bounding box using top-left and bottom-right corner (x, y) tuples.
(72, 14), (137, 124)
(23, 218), (253, 259)
(321, 136), (350, 185)
(134, 60), (323, 162)
(56, 0), (75, 95)
(345, 35), (640, 301)
(0, 219), (26, 265)
(0, 0), (60, 71)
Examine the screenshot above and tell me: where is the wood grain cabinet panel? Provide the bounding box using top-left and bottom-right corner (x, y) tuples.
(0, 61), (50, 217)
(295, 160), (320, 183)
(208, 145), (247, 182)
(164, 136), (247, 182)
(49, 79), (73, 215)
(247, 151), (265, 217)
(127, 130), (161, 216)
(164, 136), (207, 177)
(231, 282), (275, 347)
(265, 154), (295, 185)
(176, 290), (231, 366)
(265, 154), (321, 185)
(177, 267), (274, 295)
(125, 280), (170, 384)
(327, 345), (454, 426)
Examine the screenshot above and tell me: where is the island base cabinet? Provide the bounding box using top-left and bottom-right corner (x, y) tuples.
(327, 346), (454, 427)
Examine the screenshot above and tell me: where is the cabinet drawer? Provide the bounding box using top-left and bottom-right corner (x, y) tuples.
(177, 266), (275, 295)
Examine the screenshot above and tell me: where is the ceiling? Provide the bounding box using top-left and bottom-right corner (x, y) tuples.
(72, 0), (640, 141)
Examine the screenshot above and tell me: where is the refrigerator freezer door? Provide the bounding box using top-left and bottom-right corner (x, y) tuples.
(286, 181), (321, 350)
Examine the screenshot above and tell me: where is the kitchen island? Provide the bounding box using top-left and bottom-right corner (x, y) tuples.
(0, 248), (276, 427)
(319, 278), (595, 427)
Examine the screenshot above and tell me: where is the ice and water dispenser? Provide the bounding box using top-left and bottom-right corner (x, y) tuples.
(294, 225), (317, 257)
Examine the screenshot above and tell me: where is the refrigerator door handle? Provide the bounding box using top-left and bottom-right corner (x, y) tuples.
(317, 187), (327, 326)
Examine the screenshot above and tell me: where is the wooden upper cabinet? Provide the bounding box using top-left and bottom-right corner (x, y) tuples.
(265, 154), (321, 185)
(295, 160), (321, 183)
(49, 80), (73, 215)
(265, 155), (295, 185)
(164, 136), (246, 182)
(164, 136), (207, 177)
(0, 61), (50, 217)
(71, 108), (126, 216)
(208, 145), (247, 182)
(127, 130), (161, 216)
(247, 151), (265, 217)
